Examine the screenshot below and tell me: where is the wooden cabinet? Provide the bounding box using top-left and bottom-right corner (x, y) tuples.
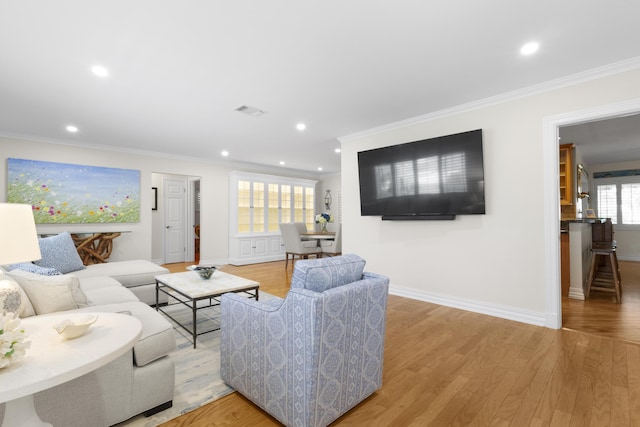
(559, 143), (574, 206)
(560, 143), (577, 219)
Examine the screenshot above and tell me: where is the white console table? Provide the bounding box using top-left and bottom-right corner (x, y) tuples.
(0, 312), (142, 427)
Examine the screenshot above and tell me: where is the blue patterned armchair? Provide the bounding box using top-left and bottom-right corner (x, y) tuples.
(220, 254), (389, 427)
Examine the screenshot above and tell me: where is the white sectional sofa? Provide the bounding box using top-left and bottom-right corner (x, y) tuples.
(70, 258), (170, 305)
(0, 232), (177, 426)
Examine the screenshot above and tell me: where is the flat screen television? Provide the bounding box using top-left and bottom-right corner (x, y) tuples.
(357, 129), (485, 220)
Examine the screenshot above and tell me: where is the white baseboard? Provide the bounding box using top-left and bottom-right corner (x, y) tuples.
(568, 287), (585, 300)
(389, 285), (547, 327)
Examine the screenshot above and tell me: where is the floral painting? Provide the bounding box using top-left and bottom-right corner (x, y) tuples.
(7, 158), (140, 224)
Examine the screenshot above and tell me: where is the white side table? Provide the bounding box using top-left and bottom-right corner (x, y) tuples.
(0, 312), (142, 427)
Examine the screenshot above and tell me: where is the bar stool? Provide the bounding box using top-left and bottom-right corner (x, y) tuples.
(585, 242), (622, 303)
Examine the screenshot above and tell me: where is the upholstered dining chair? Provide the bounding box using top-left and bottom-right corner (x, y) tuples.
(320, 223), (342, 256)
(220, 254), (390, 427)
(279, 223), (321, 268)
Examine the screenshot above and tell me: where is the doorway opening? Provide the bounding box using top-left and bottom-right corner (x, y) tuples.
(543, 98), (640, 330)
(151, 172), (201, 265)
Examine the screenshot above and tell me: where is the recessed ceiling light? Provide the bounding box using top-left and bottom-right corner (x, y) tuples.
(221, 150), (229, 157)
(520, 42), (539, 55)
(279, 161), (285, 166)
(66, 125), (78, 133)
(296, 123), (306, 131)
(317, 167), (323, 171)
(91, 65), (109, 77)
(334, 148), (341, 153)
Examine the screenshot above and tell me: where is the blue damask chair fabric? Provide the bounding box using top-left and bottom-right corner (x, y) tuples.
(220, 254), (389, 427)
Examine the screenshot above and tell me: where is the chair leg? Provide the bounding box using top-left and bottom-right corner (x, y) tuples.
(585, 251), (598, 299)
(610, 251), (622, 303)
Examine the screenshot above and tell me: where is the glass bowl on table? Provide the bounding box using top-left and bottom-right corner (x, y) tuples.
(187, 265), (217, 280)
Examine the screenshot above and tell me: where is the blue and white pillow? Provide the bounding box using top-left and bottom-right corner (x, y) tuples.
(33, 232), (85, 274)
(9, 262), (61, 276)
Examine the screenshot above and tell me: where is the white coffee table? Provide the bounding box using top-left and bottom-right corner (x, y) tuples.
(0, 312), (142, 427)
(155, 270), (259, 348)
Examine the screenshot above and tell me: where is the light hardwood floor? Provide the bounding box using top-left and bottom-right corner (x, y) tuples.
(158, 260), (640, 426)
(563, 260), (640, 343)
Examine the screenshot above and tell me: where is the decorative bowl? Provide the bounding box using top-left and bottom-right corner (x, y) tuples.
(187, 265), (217, 280)
(53, 314), (98, 340)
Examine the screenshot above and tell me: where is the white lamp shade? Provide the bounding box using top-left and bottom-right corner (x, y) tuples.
(0, 203), (42, 265)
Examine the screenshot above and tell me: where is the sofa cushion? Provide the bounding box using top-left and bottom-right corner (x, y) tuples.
(78, 276), (140, 305)
(291, 253), (366, 293)
(69, 302), (176, 367)
(34, 232), (86, 274)
(9, 269), (88, 315)
(71, 260), (168, 288)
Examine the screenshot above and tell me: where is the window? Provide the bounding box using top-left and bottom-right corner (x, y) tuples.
(595, 175), (640, 228)
(230, 172), (317, 235)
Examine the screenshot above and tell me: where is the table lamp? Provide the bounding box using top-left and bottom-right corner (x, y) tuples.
(0, 203), (42, 281)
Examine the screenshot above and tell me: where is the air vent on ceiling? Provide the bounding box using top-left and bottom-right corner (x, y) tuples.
(234, 105), (266, 117)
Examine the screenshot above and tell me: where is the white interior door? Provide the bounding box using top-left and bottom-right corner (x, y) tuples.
(164, 178), (186, 263)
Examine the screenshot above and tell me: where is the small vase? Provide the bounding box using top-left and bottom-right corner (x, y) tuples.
(320, 223), (327, 233)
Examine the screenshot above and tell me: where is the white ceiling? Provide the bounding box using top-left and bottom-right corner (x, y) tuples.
(560, 113), (640, 166)
(2, 1), (640, 174)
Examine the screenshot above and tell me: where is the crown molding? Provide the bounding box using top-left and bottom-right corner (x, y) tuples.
(339, 56), (640, 143)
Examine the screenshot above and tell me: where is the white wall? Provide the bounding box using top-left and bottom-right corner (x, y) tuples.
(316, 173), (342, 232)
(340, 67), (640, 327)
(0, 138), (328, 264)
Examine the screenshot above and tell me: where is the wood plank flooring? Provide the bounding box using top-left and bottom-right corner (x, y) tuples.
(157, 260), (640, 426)
(563, 260), (640, 343)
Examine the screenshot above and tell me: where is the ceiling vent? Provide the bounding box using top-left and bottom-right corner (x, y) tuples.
(234, 105), (266, 117)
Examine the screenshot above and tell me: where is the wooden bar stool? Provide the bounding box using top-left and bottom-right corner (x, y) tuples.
(585, 242), (622, 303)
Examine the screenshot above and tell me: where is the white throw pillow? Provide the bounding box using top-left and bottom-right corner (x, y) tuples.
(0, 275), (35, 318)
(0, 279), (25, 315)
(8, 270), (88, 315)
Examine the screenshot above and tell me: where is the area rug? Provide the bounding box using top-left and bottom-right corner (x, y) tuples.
(117, 291), (277, 427)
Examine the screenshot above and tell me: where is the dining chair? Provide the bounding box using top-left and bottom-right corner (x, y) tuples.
(279, 223), (321, 268)
(320, 223), (342, 256)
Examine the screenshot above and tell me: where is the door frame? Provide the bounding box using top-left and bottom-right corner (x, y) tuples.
(543, 97), (640, 329)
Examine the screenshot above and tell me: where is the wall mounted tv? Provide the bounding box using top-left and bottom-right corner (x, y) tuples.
(357, 129), (485, 220)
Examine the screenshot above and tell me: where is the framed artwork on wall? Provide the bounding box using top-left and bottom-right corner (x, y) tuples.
(7, 158), (141, 224)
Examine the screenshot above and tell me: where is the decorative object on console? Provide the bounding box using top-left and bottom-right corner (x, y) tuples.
(315, 212), (334, 233)
(324, 189), (332, 210)
(0, 311), (30, 368)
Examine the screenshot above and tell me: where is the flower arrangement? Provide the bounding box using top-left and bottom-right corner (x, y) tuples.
(0, 312), (30, 369)
(315, 212), (334, 233)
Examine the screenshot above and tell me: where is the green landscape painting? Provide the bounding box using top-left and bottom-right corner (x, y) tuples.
(7, 158), (140, 224)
